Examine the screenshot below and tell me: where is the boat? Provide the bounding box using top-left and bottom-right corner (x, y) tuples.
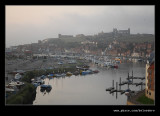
(6, 88), (15, 92)
(110, 64), (118, 69)
(48, 74), (54, 77)
(137, 59), (143, 62)
(125, 89), (131, 94)
(73, 71), (79, 75)
(66, 72), (72, 76)
(82, 65), (90, 69)
(114, 65), (118, 69)
(68, 60), (76, 64)
(115, 57), (121, 64)
(35, 79), (45, 85)
(55, 74), (62, 77)
(61, 73), (66, 77)
(8, 81), (25, 86)
(40, 75), (46, 79)
(16, 81), (25, 86)
(32, 82), (40, 87)
(58, 62), (63, 65)
(104, 61), (112, 67)
(40, 85), (52, 89)
(14, 73), (22, 80)
(93, 70), (99, 73)
(81, 71), (88, 75)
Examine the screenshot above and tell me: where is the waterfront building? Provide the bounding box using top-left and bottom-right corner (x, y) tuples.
(145, 51), (155, 100)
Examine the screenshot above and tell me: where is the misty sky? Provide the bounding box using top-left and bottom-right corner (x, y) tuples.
(6, 5), (154, 48)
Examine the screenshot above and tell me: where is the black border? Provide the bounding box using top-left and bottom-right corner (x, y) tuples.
(1, 0), (159, 113)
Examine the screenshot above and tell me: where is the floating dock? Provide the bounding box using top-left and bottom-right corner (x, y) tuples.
(106, 87), (114, 91)
(127, 76), (145, 80)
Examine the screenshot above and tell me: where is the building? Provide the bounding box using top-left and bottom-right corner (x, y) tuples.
(76, 34), (85, 38)
(58, 34), (73, 38)
(145, 51), (155, 100)
(113, 28), (130, 36)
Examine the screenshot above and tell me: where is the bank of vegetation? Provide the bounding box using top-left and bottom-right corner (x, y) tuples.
(136, 93), (154, 105)
(6, 83), (36, 104)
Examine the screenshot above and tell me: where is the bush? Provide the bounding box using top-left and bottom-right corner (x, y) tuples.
(136, 93), (154, 104)
(6, 83), (36, 104)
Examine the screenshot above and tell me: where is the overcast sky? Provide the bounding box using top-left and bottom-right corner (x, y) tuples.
(6, 5), (154, 48)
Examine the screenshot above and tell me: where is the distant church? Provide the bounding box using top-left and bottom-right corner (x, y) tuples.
(113, 28), (130, 36)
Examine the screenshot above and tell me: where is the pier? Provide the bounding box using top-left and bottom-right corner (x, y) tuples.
(106, 71), (145, 98)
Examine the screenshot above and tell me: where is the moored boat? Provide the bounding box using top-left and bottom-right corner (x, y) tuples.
(73, 71), (79, 75)
(40, 84), (52, 89)
(14, 73), (22, 80)
(93, 70), (99, 73)
(66, 72), (72, 76)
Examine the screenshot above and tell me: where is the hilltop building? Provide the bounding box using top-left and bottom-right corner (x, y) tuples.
(113, 28), (130, 36)
(58, 34), (73, 38)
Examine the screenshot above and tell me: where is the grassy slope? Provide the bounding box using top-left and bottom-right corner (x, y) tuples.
(136, 93), (154, 104)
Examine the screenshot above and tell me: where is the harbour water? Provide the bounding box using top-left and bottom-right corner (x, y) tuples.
(33, 62), (145, 105)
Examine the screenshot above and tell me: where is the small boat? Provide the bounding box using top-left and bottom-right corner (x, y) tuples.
(82, 71), (88, 75)
(35, 79), (44, 85)
(6, 88), (15, 92)
(86, 69), (93, 74)
(93, 70), (99, 73)
(14, 73), (22, 80)
(32, 82), (40, 87)
(82, 65), (90, 69)
(115, 57), (121, 64)
(40, 85), (52, 89)
(114, 65), (118, 69)
(73, 71), (79, 75)
(66, 72), (72, 76)
(58, 62), (63, 65)
(61, 73), (66, 77)
(125, 89), (131, 94)
(104, 61), (112, 67)
(40, 75), (46, 79)
(55, 74), (62, 77)
(48, 74), (54, 77)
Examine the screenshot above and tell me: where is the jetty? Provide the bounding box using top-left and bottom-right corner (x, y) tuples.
(106, 71), (145, 98)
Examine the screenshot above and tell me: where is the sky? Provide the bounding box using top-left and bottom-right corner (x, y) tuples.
(5, 5), (155, 48)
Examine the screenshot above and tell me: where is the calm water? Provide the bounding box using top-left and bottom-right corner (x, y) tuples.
(33, 62), (145, 105)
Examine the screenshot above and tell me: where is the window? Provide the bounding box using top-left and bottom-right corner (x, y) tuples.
(149, 92), (151, 96)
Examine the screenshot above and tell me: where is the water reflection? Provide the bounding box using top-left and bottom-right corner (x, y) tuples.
(33, 62), (145, 105)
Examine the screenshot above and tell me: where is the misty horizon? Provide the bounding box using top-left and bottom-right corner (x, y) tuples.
(6, 5), (155, 48)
